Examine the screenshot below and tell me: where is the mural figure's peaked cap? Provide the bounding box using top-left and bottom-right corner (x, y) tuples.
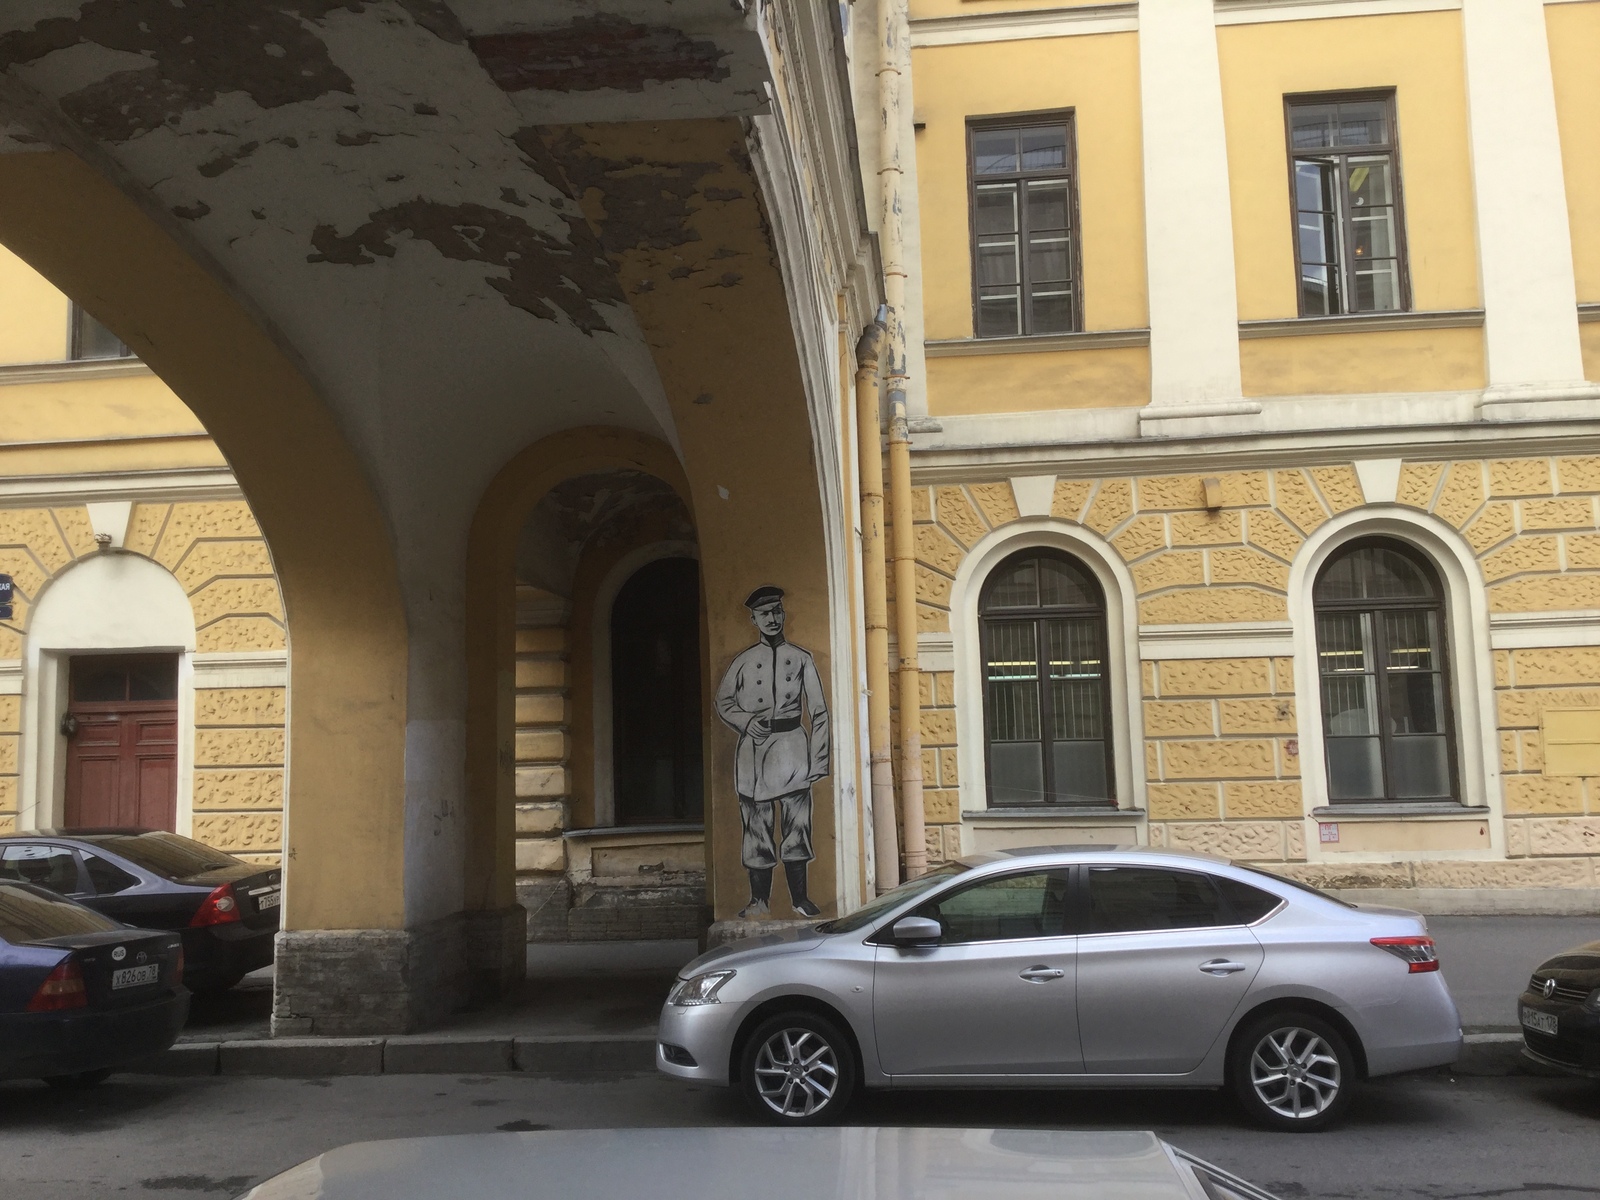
(744, 585), (784, 610)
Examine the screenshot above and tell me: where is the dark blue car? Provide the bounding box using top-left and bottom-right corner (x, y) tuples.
(0, 880), (188, 1087)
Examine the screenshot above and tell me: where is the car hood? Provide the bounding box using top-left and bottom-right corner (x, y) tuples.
(676, 925), (828, 976)
(239, 1128), (1232, 1200)
(1537, 940), (1600, 978)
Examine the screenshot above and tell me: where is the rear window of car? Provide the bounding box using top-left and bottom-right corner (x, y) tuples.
(0, 883), (122, 943)
(71, 832), (238, 881)
(1232, 862), (1353, 909)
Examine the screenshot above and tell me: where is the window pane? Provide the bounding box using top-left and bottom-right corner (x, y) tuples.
(977, 237), (1019, 287)
(1300, 265), (1335, 316)
(1026, 179), (1070, 231)
(1053, 741), (1109, 802)
(1028, 234), (1071, 283)
(1348, 156), (1393, 206)
(973, 129), (1019, 175)
(1047, 619), (1104, 739)
(989, 742), (1044, 805)
(0, 846), (79, 895)
(1326, 736), (1383, 800)
(1384, 609), (1438, 674)
(82, 852), (140, 896)
(1214, 877), (1282, 923)
(0, 883), (121, 943)
(72, 307), (127, 360)
(1029, 289), (1073, 334)
(1386, 670), (1444, 736)
(977, 293), (1020, 337)
(1351, 210), (1395, 261)
(1335, 100), (1389, 147)
(1289, 104), (1336, 150)
(1322, 676), (1376, 736)
(1087, 866), (1227, 933)
(1037, 556), (1095, 607)
(985, 621), (1040, 742)
(919, 870), (1070, 942)
(1317, 610), (1372, 673)
(1020, 126), (1068, 171)
(1353, 260), (1401, 312)
(128, 659), (178, 702)
(1298, 212), (1340, 268)
(1316, 545), (1436, 601)
(985, 560), (1039, 610)
(975, 183), (1018, 236)
(1294, 160), (1335, 211)
(1389, 736), (1450, 798)
(73, 665), (127, 702)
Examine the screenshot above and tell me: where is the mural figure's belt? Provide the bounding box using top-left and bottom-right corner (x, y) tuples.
(768, 717), (802, 732)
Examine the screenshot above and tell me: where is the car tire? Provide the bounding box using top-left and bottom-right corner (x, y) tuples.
(1228, 1010), (1356, 1132)
(44, 1068), (114, 1089)
(739, 1011), (857, 1125)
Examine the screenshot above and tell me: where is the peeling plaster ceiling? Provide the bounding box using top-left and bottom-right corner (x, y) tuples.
(0, 0), (772, 639)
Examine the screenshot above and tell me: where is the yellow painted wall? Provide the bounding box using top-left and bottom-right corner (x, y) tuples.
(912, 31), (1147, 342)
(1240, 325), (1485, 397)
(0, 244), (69, 363)
(1218, 11), (1481, 325)
(0, 374), (209, 442)
(926, 345), (1149, 414)
(911, 0), (1111, 16)
(1548, 1), (1600, 303)
(1581, 323), (1600, 383)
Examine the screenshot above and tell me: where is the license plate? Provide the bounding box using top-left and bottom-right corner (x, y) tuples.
(111, 964), (160, 989)
(1521, 1006), (1559, 1036)
(256, 891), (280, 910)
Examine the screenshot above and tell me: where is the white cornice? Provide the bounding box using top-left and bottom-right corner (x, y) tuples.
(1489, 611), (1600, 651)
(1238, 309), (1484, 339)
(1138, 622), (1295, 660)
(192, 650), (287, 689)
(910, 3), (1138, 47)
(0, 659), (20, 695)
(1215, 0), (1460, 25)
(0, 358), (152, 386)
(0, 466), (239, 505)
(926, 328), (1150, 356)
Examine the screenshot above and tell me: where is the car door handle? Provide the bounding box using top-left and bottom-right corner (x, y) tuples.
(1019, 966), (1064, 983)
(1199, 959), (1248, 976)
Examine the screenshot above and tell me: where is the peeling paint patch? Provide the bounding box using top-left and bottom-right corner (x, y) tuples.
(172, 201), (212, 220)
(306, 200), (624, 334)
(0, 0), (464, 143)
(470, 18), (730, 95)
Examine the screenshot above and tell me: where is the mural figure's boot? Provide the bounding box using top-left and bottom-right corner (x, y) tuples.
(785, 861), (821, 917)
(739, 868), (771, 919)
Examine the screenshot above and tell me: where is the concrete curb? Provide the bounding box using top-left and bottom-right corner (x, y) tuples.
(131, 1034), (657, 1078)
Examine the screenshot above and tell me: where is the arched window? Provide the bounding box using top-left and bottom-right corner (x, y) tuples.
(1313, 538), (1457, 804)
(980, 550), (1113, 806)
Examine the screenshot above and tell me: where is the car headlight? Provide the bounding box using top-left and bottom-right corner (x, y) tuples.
(669, 969), (735, 1007)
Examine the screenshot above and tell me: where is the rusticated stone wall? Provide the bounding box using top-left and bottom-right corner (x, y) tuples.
(0, 499), (286, 859)
(881, 456), (1600, 888)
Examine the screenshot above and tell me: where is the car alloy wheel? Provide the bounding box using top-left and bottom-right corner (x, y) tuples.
(1250, 1026), (1341, 1120)
(739, 1011), (857, 1124)
(1229, 1010), (1355, 1131)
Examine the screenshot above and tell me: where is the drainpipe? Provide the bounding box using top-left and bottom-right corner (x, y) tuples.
(855, 318), (899, 893)
(878, 0), (926, 878)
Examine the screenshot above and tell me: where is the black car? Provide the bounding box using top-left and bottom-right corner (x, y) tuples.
(0, 830), (281, 993)
(1518, 939), (1600, 1078)
(0, 880), (188, 1086)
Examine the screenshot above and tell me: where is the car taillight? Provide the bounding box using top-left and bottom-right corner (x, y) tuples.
(1373, 936), (1440, 973)
(189, 883), (241, 927)
(27, 958), (87, 1011)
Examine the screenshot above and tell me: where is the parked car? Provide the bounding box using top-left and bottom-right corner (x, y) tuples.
(1518, 939), (1600, 1078)
(236, 1126), (1283, 1200)
(0, 829), (280, 993)
(0, 879), (188, 1086)
(658, 847), (1461, 1131)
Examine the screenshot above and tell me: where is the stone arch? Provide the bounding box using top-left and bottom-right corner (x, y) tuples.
(0, 150), (409, 932)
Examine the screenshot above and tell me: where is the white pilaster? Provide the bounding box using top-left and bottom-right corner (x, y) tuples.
(1463, 0), (1599, 420)
(1136, 0), (1253, 435)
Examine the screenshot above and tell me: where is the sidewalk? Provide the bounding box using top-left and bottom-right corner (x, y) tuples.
(143, 917), (1600, 1079)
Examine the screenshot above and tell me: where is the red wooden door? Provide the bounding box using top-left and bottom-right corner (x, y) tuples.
(63, 656), (179, 831)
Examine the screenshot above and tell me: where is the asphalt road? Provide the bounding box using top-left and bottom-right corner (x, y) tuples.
(1, 1070), (1596, 1200)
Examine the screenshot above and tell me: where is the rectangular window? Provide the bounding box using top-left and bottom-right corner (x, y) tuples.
(70, 303), (132, 361)
(1285, 91), (1408, 316)
(968, 114), (1080, 337)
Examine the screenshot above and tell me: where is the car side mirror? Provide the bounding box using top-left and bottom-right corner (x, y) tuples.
(890, 915), (942, 946)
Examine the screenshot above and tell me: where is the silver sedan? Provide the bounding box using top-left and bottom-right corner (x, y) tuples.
(657, 846), (1461, 1131)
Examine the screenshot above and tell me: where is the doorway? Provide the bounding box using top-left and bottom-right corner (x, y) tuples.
(610, 557), (703, 825)
(62, 654), (180, 830)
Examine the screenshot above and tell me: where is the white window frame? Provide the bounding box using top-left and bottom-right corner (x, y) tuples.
(1288, 508), (1503, 861)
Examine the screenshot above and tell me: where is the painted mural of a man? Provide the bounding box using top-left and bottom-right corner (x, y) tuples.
(714, 585), (830, 919)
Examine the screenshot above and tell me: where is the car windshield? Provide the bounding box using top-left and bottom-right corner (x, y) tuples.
(816, 863), (969, 934)
(0, 883), (122, 943)
(71, 831), (239, 881)
(1232, 862), (1353, 909)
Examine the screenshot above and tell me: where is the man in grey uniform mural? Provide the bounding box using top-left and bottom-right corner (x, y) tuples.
(715, 585), (830, 919)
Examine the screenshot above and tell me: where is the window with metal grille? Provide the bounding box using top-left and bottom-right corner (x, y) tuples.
(1286, 91), (1409, 316)
(1313, 539), (1457, 804)
(980, 549), (1113, 806)
(968, 115), (1080, 337)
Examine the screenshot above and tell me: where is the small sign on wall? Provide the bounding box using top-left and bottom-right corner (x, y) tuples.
(1319, 822), (1340, 844)
(0, 573), (12, 620)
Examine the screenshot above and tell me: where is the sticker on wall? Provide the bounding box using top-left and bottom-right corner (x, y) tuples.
(1319, 822), (1340, 844)
(0, 573), (11, 620)
(715, 585), (831, 920)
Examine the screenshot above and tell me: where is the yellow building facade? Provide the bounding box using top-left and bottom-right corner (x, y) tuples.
(876, 0), (1600, 907)
(0, 247), (287, 865)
